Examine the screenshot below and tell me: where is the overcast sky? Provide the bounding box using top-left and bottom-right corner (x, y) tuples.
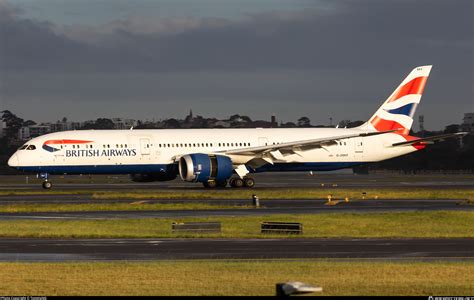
(0, 0), (472, 130)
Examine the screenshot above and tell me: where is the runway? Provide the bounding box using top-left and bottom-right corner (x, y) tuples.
(0, 238), (471, 261)
(0, 199), (471, 220)
(0, 174), (471, 264)
(2, 172), (474, 190)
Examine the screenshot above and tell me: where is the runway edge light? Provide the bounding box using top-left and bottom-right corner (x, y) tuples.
(275, 281), (323, 296)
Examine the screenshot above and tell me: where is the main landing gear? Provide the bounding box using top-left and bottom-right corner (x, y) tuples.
(202, 177), (255, 188)
(230, 177), (255, 188)
(38, 173), (52, 189)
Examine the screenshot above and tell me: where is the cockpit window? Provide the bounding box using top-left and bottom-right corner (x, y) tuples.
(26, 145), (36, 150)
(18, 145), (28, 150)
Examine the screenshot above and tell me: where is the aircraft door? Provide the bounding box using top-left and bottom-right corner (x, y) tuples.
(140, 138), (151, 155)
(53, 144), (65, 164)
(354, 137), (364, 159)
(53, 152), (65, 164)
(258, 137), (268, 146)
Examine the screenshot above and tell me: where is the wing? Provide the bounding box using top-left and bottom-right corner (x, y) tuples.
(218, 129), (399, 170)
(221, 129), (397, 156)
(391, 132), (467, 147)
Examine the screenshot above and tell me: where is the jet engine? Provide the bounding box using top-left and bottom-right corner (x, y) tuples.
(130, 172), (178, 182)
(130, 164), (179, 182)
(179, 153), (233, 183)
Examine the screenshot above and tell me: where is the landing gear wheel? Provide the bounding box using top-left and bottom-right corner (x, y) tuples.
(203, 180), (217, 188)
(42, 181), (52, 189)
(230, 178), (244, 188)
(216, 180), (228, 188)
(243, 177), (255, 188)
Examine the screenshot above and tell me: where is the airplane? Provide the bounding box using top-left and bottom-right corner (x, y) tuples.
(7, 65), (466, 189)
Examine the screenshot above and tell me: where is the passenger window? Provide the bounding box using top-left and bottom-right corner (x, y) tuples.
(26, 145), (36, 150)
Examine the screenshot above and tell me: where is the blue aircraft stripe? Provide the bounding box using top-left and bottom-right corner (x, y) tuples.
(385, 103), (416, 117)
(15, 162), (367, 174)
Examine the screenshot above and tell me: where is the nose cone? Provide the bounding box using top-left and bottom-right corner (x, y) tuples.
(8, 153), (19, 168)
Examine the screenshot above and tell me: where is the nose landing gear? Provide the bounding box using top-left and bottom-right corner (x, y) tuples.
(42, 181), (53, 189)
(38, 173), (52, 189)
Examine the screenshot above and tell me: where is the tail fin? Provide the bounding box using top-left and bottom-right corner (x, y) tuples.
(359, 65), (432, 135)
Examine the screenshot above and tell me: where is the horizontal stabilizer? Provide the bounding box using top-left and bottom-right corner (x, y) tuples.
(391, 132), (468, 147)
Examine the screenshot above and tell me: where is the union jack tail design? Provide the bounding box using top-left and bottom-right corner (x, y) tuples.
(360, 65), (432, 135)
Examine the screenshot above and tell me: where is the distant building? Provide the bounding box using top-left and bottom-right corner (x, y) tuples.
(271, 115), (277, 128)
(213, 120), (231, 128)
(111, 118), (137, 130)
(19, 125), (51, 140)
(461, 113), (474, 132)
(184, 110), (194, 123)
(0, 121), (6, 137)
(50, 120), (81, 132)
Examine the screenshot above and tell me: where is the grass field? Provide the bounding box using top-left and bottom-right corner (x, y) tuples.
(0, 260), (472, 295)
(1, 188), (474, 201)
(91, 188), (474, 201)
(0, 211), (472, 238)
(0, 202), (249, 213)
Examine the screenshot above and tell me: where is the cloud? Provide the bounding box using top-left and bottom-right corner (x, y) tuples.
(0, 0), (472, 128)
(61, 16), (232, 44)
(1, 0), (472, 73)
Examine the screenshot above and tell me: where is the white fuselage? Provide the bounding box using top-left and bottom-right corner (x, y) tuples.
(8, 127), (417, 176)
(7, 66), (435, 183)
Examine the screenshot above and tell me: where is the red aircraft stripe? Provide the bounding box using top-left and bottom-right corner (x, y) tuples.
(387, 76), (428, 103)
(371, 116), (409, 135)
(371, 117), (425, 149)
(402, 135), (426, 150)
(44, 139), (93, 145)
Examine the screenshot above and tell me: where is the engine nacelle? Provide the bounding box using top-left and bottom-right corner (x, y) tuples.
(130, 172), (178, 182)
(179, 153), (233, 183)
(130, 165), (178, 182)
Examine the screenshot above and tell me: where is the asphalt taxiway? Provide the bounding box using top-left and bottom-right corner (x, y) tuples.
(0, 238), (471, 261)
(0, 199), (471, 220)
